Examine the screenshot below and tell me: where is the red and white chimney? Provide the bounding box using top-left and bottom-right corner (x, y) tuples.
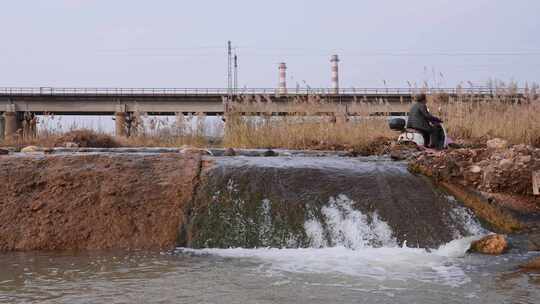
(278, 62), (287, 95)
(330, 55), (340, 94)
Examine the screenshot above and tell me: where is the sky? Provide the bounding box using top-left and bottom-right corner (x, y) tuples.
(1, 0), (539, 89)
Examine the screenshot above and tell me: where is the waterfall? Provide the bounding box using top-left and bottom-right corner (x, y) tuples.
(183, 157), (487, 249)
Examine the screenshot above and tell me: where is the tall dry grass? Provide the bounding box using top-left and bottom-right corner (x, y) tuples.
(429, 91), (540, 147)
(223, 95), (397, 153)
(224, 87), (540, 150)
(224, 114), (393, 153)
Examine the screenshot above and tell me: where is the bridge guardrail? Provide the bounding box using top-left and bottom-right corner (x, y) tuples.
(0, 87), (529, 96)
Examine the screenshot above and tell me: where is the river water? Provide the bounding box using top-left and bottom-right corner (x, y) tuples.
(0, 245), (539, 304)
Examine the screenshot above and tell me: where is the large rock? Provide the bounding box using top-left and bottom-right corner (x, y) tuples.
(519, 257), (540, 270)
(20, 146), (53, 154)
(469, 234), (508, 255)
(20, 145), (41, 153)
(0, 149), (9, 155)
(263, 149), (277, 157)
(486, 138), (509, 150)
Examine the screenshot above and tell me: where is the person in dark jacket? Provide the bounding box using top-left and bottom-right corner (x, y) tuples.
(406, 94), (443, 148)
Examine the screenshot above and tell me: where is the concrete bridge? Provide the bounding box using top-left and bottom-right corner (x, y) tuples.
(0, 87), (524, 138)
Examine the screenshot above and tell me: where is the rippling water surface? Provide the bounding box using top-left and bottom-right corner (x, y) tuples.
(1, 246), (539, 304)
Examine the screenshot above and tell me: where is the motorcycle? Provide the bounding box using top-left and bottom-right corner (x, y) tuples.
(388, 117), (448, 149)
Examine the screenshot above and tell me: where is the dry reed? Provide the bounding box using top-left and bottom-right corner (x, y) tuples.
(429, 91), (540, 147)
(223, 97), (395, 153)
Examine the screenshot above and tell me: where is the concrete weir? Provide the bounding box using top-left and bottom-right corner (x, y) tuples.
(0, 150), (489, 251)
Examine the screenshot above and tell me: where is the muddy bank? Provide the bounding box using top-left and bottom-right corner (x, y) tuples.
(409, 144), (540, 234)
(0, 152), (202, 251)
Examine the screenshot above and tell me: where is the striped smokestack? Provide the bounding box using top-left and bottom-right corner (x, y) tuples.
(330, 55), (340, 94)
(278, 62), (287, 95)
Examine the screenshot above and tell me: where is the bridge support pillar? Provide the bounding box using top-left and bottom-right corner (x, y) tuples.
(3, 112), (19, 140)
(115, 112), (128, 137)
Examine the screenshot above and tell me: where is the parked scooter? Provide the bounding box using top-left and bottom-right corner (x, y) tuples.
(388, 117), (448, 149)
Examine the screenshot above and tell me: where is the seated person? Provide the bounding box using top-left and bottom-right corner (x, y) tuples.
(406, 94), (443, 148)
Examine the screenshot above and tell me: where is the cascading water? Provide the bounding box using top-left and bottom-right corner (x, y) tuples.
(182, 156), (487, 249)
(303, 194), (398, 249)
(179, 156), (497, 289)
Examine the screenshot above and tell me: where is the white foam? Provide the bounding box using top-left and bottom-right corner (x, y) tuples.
(181, 244), (472, 287)
(304, 195), (397, 249)
(181, 194), (486, 287)
(447, 196), (488, 238)
(433, 236), (483, 258)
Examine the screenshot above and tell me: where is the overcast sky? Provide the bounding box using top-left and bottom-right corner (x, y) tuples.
(1, 0), (539, 88)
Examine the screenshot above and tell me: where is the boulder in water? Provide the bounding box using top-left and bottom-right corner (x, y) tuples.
(20, 146), (53, 154)
(20, 146), (41, 153)
(469, 234), (508, 255)
(0, 149), (9, 155)
(519, 257), (540, 270)
(263, 149), (277, 157)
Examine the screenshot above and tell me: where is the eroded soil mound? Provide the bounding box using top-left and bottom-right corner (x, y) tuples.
(410, 144), (540, 196)
(409, 144), (540, 233)
(0, 152), (202, 251)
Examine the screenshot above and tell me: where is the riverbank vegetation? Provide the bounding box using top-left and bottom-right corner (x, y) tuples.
(430, 92), (540, 147)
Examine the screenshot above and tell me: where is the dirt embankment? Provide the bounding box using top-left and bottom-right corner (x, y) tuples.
(409, 144), (540, 234)
(0, 152), (202, 251)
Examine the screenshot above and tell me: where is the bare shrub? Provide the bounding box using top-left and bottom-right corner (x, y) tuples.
(54, 129), (119, 148)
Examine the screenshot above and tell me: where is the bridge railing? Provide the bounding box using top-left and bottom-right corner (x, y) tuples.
(0, 87), (528, 96)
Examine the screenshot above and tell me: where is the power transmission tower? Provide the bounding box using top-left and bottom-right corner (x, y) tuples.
(227, 41), (233, 96)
